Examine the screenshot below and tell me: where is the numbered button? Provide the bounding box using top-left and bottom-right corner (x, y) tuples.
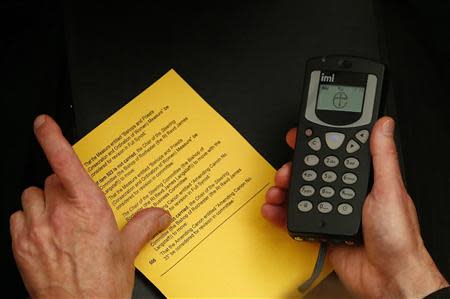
(324, 155), (339, 167)
(298, 200), (313, 212)
(304, 154), (319, 166)
(342, 172), (357, 184)
(355, 130), (369, 144)
(302, 170), (317, 181)
(344, 157), (359, 169)
(337, 203), (353, 215)
(346, 139), (360, 153)
(322, 171), (337, 183)
(300, 185), (315, 197)
(317, 202), (333, 213)
(320, 186), (335, 198)
(340, 188), (355, 200)
(308, 137), (321, 151)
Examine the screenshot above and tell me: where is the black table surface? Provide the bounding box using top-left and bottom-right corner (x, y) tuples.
(2, 1), (449, 298)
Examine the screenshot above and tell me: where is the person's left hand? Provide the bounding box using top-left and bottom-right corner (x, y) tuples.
(10, 115), (172, 299)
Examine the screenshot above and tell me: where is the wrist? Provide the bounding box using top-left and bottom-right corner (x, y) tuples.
(390, 249), (448, 299)
(33, 286), (78, 299)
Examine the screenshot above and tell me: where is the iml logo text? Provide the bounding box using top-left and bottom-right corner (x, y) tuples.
(320, 73), (335, 82)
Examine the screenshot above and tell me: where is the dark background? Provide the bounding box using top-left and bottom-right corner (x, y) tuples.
(1, 1), (449, 298)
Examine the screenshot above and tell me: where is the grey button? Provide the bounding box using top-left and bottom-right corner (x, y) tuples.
(344, 157), (359, 169)
(355, 129), (369, 144)
(302, 170), (317, 181)
(304, 154), (319, 166)
(346, 139), (361, 153)
(320, 186), (335, 198)
(308, 137), (321, 151)
(317, 201), (333, 213)
(299, 185), (315, 197)
(298, 200), (313, 212)
(340, 188), (355, 200)
(322, 171), (337, 183)
(325, 132), (346, 150)
(342, 172), (357, 184)
(324, 155), (339, 167)
(337, 203), (353, 215)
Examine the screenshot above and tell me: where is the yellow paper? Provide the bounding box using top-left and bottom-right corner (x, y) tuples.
(73, 70), (331, 298)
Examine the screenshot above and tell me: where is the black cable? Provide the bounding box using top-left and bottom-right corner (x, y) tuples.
(298, 242), (328, 293)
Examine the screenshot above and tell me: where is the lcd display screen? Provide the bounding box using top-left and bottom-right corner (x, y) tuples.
(316, 84), (365, 113)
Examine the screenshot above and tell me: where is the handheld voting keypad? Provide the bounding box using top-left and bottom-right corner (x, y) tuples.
(287, 56), (385, 244)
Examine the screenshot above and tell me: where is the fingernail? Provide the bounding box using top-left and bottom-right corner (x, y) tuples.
(159, 213), (172, 230)
(279, 163), (289, 174)
(266, 186), (276, 197)
(275, 165), (286, 182)
(34, 115), (46, 129)
(382, 119), (394, 137)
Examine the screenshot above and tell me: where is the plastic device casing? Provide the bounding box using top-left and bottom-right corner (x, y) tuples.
(287, 56), (385, 243)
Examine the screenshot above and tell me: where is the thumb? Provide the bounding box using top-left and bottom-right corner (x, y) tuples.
(370, 116), (405, 193)
(121, 208), (172, 262)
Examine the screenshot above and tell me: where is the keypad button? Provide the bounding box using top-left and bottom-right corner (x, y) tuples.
(325, 132), (345, 150)
(317, 202), (333, 213)
(305, 128), (313, 137)
(320, 186), (335, 198)
(302, 170), (317, 181)
(324, 155), (339, 167)
(304, 154), (319, 166)
(344, 157), (359, 169)
(337, 203), (353, 215)
(346, 139), (361, 153)
(298, 200), (313, 212)
(355, 129), (369, 144)
(342, 172), (357, 184)
(322, 171), (337, 183)
(299, 185), (315, 197)
(308, 137), (321, 151)
(340, 188), (355, 200)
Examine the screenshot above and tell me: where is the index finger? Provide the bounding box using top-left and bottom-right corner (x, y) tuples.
(33, 115), (95, 198)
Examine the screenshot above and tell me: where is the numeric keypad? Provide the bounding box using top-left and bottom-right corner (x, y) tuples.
(297, 130), (369, 216)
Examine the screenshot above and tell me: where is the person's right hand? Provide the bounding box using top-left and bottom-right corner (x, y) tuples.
(262, 117), (449, 299)
(10, 115), (172, 299)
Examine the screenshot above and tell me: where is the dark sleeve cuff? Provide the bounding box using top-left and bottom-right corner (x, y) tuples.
(424, 286), (450, 299)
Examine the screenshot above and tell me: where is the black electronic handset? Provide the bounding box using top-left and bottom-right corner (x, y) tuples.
(287, 56), (385, 244)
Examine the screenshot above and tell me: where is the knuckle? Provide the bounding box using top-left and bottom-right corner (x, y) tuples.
(49, 204), (87, 236)
(44, 174), (59, 189)
(21, 188), (42, 207)
(86, 188), (110, 211)
(385, 145), (398, 158)
(372, 183), (404, 201)
(371, 185), (385, 199)
(12, 235), (30, 256)
(21, 188), (31, 200)
(9, 211), (20, 225)
(21, 186), (38, 200)
(48, 204), (67, 228)
(135, 207), (161, 220)
(28, 225), (44, 243)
